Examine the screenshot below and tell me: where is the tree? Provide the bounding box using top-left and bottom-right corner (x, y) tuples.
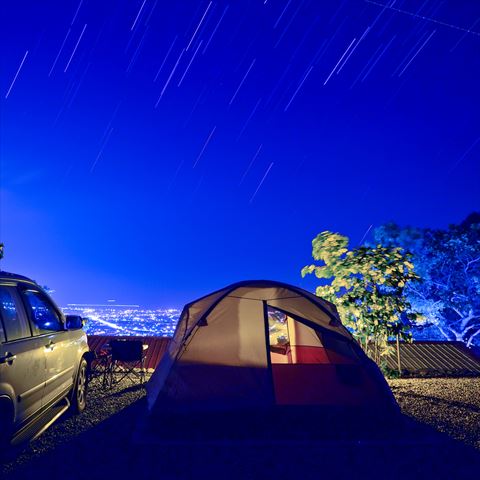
(302, 231), (421, 363)
(373, 215), (480, 347)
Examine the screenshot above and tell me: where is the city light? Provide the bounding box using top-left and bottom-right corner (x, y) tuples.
(62, 303), (180, 337)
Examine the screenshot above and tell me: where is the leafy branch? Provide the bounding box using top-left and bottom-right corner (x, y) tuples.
(302, 231), (422, 363)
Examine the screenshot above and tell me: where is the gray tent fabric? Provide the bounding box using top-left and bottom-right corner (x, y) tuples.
(147, 280), (396, 411)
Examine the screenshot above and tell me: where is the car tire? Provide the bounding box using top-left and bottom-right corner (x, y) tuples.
(71, 358), (88, 414)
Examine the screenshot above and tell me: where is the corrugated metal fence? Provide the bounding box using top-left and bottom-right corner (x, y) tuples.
(385, 341), (480, 376)
(87, 336), (480, 376)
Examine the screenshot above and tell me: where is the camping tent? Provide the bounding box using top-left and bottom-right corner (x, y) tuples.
(147, 280), (397, 412)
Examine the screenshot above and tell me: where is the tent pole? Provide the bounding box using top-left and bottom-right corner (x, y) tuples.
(263, 301), (276, 405)
(396, 334), (402, 377)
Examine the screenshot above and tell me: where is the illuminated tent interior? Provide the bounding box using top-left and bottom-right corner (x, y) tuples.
(147, 280), (397, 412)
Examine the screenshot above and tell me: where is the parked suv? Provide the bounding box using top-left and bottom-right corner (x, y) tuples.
(0, 271), (89, 446)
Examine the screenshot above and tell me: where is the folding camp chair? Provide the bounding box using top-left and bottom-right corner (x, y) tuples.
(104, 339), (147, 388)
(89, 347), (112, 388)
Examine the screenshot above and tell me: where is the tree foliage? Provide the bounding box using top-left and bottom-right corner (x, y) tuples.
(302, 231), (421, 363)
(373, 214), (480, 347)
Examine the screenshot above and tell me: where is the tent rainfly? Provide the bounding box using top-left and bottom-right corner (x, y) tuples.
(147, 280), (397, 411)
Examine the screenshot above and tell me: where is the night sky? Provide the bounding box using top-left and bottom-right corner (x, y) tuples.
(1, 0), (479, 307)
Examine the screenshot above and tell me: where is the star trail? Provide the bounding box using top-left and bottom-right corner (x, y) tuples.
(0, 0), (479, 306)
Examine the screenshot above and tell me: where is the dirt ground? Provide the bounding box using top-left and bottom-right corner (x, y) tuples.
(2, 376), (480, 480)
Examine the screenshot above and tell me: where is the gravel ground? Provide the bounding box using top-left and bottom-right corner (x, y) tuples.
(1, 374), (150, 476)
(388, 377), (480, 450)
(1, 376), (480, 479)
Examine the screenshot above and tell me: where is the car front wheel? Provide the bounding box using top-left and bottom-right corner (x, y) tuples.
(71, 358), (88, 414)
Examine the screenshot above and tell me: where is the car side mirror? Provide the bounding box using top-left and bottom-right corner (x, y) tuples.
(65, 315), (84, 330)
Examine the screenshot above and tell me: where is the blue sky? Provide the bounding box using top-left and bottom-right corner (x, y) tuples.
(1, 0), (479, 306)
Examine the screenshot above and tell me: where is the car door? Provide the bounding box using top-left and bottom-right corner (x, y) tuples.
(0, 285), (46, 425)
(21, 288), (75, 408)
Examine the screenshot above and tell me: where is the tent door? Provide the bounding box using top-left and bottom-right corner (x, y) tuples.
(267, 306), (338, 405)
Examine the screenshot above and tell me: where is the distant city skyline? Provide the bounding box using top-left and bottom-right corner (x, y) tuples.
(63, 303), (180, 336)
(66, 302), (142, 308)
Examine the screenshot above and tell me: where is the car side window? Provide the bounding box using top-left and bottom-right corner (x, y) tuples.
(0, 286), (31, 342)
(22, 290), (64, 334)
